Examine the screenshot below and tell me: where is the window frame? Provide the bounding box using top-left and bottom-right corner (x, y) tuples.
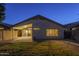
(46, 29), (58, 37)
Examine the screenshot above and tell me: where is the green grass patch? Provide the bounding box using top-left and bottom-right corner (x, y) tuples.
(0, 40), (79, 56)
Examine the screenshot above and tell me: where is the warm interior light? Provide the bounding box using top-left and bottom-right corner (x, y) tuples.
(13, 24), (32, 30)
(0, 28), (4, 29)
(33, 28), (40, 30)
(46, 29), (58, 36)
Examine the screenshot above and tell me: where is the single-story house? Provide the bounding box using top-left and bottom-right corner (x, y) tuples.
(0, 15), (65, 42)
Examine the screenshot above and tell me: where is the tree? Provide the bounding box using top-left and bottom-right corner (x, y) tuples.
(0, 4), (5, 23)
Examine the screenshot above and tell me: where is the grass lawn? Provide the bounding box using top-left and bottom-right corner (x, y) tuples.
(0, 40), (79, 56)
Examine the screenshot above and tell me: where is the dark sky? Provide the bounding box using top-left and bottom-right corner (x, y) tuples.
(4, 3), (79, 25)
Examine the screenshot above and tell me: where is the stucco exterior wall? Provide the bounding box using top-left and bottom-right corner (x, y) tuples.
(3, 29), (13, 40)
(13, 30), (18, 39)
(32, 19), (64, 40)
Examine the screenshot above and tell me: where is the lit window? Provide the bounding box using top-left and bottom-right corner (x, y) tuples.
(23, 30), (32, 36)
(72, 28), (76, 30)
(18, 29), (32, 37)
(46, 29), (58, 36)
(26, 30), (32, 36)
(33, 28), (40, 30)
(18, 30), (22, 37)
(0, 28), (4, 29)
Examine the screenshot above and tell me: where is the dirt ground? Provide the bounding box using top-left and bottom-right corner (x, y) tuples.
(0, 40), (79, 56)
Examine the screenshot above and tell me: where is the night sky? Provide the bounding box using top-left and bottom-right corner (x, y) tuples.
(4, 3), (79, 25)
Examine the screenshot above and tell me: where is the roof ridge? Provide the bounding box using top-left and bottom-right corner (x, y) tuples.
(13, 15), (64, 27)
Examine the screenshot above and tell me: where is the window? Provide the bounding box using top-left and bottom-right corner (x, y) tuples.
(0, 28), (4, 29)
(33, 28), (40, 30)
(22, 30), (27, 36)
(25, 30), (32, 36)
(18, 29), (32, 37)
(18, 30), (22, 37)
(46, 29), (58, 36)
(72, 28), (76, 30)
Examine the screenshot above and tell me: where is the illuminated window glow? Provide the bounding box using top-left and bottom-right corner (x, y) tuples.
(0, 28), (4, 29)
(18, 29), (32, 37)
(18, 30), (22, 37)
(72, 28), (76, 30)
(46, 29), (58, 36)
(33, 28), (40, 30)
